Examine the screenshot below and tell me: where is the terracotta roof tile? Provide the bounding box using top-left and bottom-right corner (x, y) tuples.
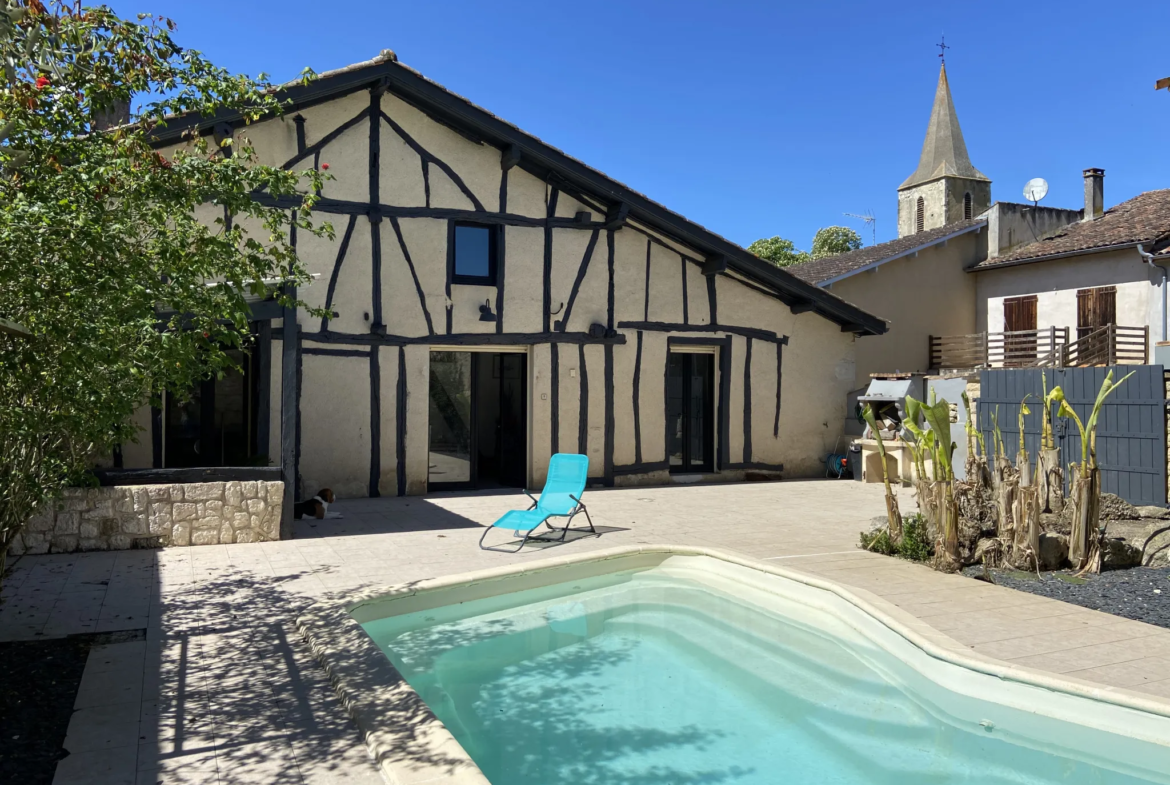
(788, 219), (985, 285)
(972, 189), (1170, 270)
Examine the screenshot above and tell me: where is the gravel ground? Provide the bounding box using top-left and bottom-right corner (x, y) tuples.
(963, 565), (1170, 629)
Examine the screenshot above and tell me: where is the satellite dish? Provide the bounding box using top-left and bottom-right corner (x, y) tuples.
(1023, 178), (1049, 205)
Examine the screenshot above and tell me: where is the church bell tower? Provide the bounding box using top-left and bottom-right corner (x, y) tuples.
(897, 63), (991, 237)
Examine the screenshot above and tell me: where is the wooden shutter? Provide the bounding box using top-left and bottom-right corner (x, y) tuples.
(1003, 295), (1038, 366)
(1004, 295), (1037, 332)
(1077, 286), (1116, 337)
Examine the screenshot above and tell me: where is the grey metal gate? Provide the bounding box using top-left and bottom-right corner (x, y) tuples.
(976, 366), (1167, 507)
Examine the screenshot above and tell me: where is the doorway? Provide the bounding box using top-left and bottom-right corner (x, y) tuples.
(163, 348), (260, 467)
(428, 351), (528, 490)
(666, 352), (715, 473)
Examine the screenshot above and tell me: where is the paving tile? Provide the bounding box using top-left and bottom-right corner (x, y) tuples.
(53, 743), (137, 785)
(64, 702), (142, 753)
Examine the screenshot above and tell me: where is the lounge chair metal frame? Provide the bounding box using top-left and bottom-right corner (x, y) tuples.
(478, 491), (596, 552)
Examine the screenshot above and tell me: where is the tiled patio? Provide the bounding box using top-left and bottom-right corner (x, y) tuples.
(3, 479), (1170, 784)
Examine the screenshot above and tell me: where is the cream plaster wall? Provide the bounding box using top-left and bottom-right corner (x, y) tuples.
(299, 353), (370, 498)
(825, 230), (982, 380)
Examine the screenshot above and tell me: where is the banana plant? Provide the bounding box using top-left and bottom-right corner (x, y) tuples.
(862, 403), (902, 540)
(1052, 370), (1134, 476)
(1017, 395), (1032, 456)
(905, 395), (956, 481)
(1040, 373), (1058, 451)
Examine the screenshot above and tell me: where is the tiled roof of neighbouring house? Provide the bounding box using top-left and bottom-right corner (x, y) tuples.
(972, 189), (1170, 270)
(788, 219), (986, 285)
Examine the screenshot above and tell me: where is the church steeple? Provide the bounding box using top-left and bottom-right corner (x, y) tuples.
(897, 63), (991, 237)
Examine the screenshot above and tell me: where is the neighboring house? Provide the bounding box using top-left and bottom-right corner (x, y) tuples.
(119, 51), (885, 501)
(972, 185), (1170, 366)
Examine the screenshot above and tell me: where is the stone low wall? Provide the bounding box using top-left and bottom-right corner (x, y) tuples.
(12, 481), (283, 555)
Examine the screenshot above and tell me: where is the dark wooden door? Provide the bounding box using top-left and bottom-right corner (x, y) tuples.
(1003, 295), (1037, 366)
(1077, 286), (1116, 364)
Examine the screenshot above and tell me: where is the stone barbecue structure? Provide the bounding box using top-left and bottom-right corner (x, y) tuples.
(11, 480), (283, 555)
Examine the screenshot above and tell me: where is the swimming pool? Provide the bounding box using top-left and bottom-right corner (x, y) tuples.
(302, 548), (1170, 784)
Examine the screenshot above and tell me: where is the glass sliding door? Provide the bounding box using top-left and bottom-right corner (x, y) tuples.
(666, 352), (715, 473)
(428, 351), (474, 487)
(428, 351), (528, 490)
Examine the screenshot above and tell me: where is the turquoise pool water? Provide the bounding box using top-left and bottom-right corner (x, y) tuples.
(360, 559), (1170, 785)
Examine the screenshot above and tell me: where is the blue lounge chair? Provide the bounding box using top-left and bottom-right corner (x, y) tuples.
(479, 453), (597, 551)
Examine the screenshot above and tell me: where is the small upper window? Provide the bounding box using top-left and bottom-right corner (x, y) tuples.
(963, 192), (973, 220)
(915, 197), (925, 233)
(452, 223), (498, 285)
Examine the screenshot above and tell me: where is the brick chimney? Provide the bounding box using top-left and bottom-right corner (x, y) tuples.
(1083, 168), (1104, 221)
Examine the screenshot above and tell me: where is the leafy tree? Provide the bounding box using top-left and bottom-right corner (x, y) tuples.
(0, 2), (328, 567)
(747, 236), (810, 267)
(811, 226), (863, 259)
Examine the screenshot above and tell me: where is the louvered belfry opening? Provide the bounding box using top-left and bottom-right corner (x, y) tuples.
(963, 192), (973, 219)
(915, 197), (925, 233)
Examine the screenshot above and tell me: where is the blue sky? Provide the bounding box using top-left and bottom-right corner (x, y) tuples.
(115, 0), (1170, 250)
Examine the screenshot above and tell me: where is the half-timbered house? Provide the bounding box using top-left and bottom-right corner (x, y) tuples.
(121, 51), (885, 517)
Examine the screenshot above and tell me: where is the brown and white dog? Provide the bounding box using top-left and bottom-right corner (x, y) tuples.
(293, 488), (337, 520)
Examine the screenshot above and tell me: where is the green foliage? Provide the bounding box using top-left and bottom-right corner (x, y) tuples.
(0, 2), (329, 565)
(899, 514), (933, 561)
(859, 514), (932, 561)
(810, 226), (863, 259)
(1052, 370), (1134, 476)
(906, 394), (956, 481)
(747, 235), (809, 268)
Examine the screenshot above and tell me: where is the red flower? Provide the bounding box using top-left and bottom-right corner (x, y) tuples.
(320, 162), (329, 170)
(202, 332), (209, 338)
(35, 75), (49, 90)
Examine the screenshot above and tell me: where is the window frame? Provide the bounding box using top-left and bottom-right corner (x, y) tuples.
(450, 221), (500, 286)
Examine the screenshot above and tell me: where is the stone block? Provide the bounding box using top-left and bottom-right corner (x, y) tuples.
(100, 517), (123, 537)
(78, 537), (108, 552)
(234, 529), (259, 544)
(231, 512), (251, 530)
(265, 481), (283, 504)
(203, 500), (224, 520)
(240, 481), (257, 499)
(108, 534), (135, 550)
(49, 534), (78, 552)
(132, 488), (150, 515)
(246, 499), (266, 515)
(182, 483), (223, 502)
(132, 536), (164, 549)
(9, 537), (25, 556)
(172, 503), (197, 522)
(79, 520), (100, 539)
(146, 485), (172, 503)
(59, 491), (88, 512)
(171, 523), (190, 547)
(27, 511), (55, 532)
(190, 528), (219, 546)
(119, 512), (148, 535)
(84, 498), (115, 519)
(219, 523), (234, 543)
(55, 512), (80, 535)
(114, 490), (134, 514)
(224, 481), (243, 509)
(149, 506), (173, 535)
(23, 536), (49, 555)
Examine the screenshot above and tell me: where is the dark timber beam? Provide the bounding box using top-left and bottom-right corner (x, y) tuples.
(501, 144), (521, 171)
(790, 301), (816, 315)
(702, 255), (727, 276)
(604, 202), (630, 230)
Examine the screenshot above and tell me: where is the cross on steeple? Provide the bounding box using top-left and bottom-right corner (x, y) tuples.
(937, 35), (950, 65)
